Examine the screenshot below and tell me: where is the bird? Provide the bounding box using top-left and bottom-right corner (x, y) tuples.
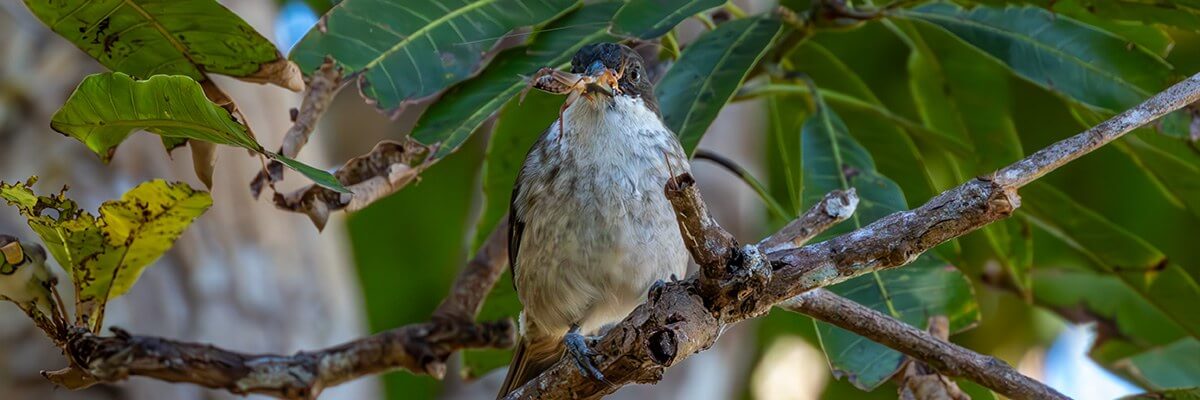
(497, 42), (692, 397)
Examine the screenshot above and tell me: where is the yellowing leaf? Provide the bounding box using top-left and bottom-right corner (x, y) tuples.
(0, 178), (211, 331)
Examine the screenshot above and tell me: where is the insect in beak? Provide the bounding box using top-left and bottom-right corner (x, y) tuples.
(582, 60), (618, 98)
(1, 240), (24, 265)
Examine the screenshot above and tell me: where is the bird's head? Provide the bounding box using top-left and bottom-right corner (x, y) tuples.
(569, 43), (656, 111)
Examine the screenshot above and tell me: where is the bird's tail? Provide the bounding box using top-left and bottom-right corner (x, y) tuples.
(497, 335), (563, 399)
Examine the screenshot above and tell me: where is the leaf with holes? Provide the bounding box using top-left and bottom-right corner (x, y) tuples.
(0, 178), (211, 332)
(22, 0), (301, 89)
(51, 73), (347, 192)
(412, 1), (619, 158)
(290, 0), (579, 111)
(801, 86), (979, 390)
(657, 16), (783, 154)
(610, 0), (725, 39)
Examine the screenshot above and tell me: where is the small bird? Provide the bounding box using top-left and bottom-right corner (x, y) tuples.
(497, 43), (691, 397)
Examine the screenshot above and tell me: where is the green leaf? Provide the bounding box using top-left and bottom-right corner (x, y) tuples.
(22, 0), (298, 88)
(1020, 183), (1200, 339)
(290, 0), (579, 111)
(51, 72), (346, 192)
(1123, 387), (1200, 400)
(1049, 0), (1175, 57)
(1069, 0), (1200, 34)
(657, 16), (783, 154)
(801, 87), (978, 390)
(899, 3), (1189, 137)
(892, 19), (1032, 291)
(610, 0), (725, 39)
(1, 178), (211, 331)
(1030, 266), (1200, 389)
(412, 2), (619, 158)
(270, 154), (351, 194)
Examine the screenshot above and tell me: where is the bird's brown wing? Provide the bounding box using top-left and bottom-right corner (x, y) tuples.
(508, 181), (524, 290)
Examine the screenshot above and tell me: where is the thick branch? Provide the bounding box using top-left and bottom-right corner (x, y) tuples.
(781, 290), (1066, 399)
(43, 223), (517, 398)
(507, 73), (1200, 399)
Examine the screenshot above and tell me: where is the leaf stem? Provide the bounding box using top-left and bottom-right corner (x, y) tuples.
(693, 149), (793, 221)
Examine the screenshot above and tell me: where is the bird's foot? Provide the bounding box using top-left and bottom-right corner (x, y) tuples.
(564, 326), (605, 382)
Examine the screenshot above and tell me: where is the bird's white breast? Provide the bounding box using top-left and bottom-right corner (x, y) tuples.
(512, 96), (691, 337)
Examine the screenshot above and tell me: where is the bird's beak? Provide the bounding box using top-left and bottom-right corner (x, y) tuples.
(583, 60), (617, 98)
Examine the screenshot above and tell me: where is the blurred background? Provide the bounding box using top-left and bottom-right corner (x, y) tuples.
(2, 0), (1198, 399)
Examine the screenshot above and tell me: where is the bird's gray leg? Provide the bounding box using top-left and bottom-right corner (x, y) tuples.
(564, 323), (605, 381)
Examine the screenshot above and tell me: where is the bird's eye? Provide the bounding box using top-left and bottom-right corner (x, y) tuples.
(629, 66), (641, 82)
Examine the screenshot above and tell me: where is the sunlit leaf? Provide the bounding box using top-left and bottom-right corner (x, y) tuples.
(801, 85), (978, 391)
(657, 16), (783, 154)
(610, 0), (725, 39)
(290, 0), (579, 111)
(0, 178), (211, 332)
(412, 1), (619, 158)
(51, 73), (347, 192)
(22, 0), (300, 89)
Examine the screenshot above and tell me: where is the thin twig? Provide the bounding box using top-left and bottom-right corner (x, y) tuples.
(506, 73), (1200, 400)
(251, 57), (343, 199)
(781, 290), (1063, 399)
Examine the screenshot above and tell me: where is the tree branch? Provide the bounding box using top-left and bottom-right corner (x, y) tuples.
(781, 290), (1064, 399)
(506, 73), (1200, 399)
(38, 222), (517, 399)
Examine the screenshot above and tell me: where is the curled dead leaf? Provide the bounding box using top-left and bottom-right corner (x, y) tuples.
(236, 58), (306, 92)
(273, 139), (430, 230)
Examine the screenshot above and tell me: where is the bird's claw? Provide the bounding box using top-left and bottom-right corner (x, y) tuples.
(564, 329), (605, 382)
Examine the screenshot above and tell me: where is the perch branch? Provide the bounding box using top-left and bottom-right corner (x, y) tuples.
(41, 223), (517, 399)
(782, 290), (1063, 399)
(505, 73), (1200, 399)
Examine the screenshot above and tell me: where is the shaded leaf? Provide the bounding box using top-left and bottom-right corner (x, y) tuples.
(0, 178), (211, 332)
(894, 19), (1032, 292)
(1050, 0), (1175, 57)
(801, 86), (978, 391)
(1123, 387), (1200, 400)
(412, 2), (619, 158)
(22, 0), (300, 89)
(51, 73), (346, 192)
(290, 0), (579, 111)
(899, 3), (1190, 137)
(1069, 0), (1200, 34)
(1020, 183), (1200, 339)
(657, 16), (783, 154)
(610, 0), (725, 39)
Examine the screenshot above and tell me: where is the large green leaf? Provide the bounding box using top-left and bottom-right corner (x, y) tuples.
(1032, 267), (1200, 389)
(657, 16), (783, 154)
(412, 2), (619, 158)
(22, 0), (297, 88)
(801, 86), (978, 391)
(51, 73), (346, 192)
(1123, 387), (1200, 400)
(609, 0), (725, 39)
(1020, 183), (1200, 339)
(0, 178), (211, 332)
(892, 19), (1033, 291)
(1068, 0), (1200, 34)
(290, 0), (578, 111)
(899, 3), (1190, 137)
